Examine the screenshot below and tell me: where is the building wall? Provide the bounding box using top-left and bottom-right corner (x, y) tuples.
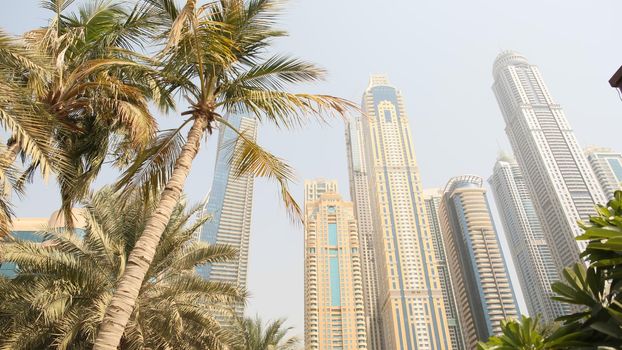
(439, 176), (519, 348)
(304, 180), (368, 350)
(585, 146), (622, 200)
(423, 189), (467, 350)
(197, 115), (257, 315)
(489, 156), (569, 322)
(492, 51), (607, 273)
(346, 116), (384, 349)
(360, 75), (452, 350)
(1, 209), (87, 277)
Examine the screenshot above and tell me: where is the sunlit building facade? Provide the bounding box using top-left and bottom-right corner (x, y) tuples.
(492, 51), (607, 273)
(489, 155), (569, 322)
(346, 115), (383, 349)
(584, 146), (622, 200)
(304, 179), (368, 350)
(197, 115), (257, 316)
(423, 188), (467, 350)
(439, 176), (518, 348)
(358, 75), (452, 349)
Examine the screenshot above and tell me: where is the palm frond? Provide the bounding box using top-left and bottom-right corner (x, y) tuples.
(115, 123), (188, 203)
(216, 115), (302, 223)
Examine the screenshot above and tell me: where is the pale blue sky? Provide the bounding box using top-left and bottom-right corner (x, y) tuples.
(3, 0), (622, 337)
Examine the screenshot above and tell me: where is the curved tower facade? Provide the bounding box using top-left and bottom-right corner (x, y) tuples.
(439, 176), (518, 348)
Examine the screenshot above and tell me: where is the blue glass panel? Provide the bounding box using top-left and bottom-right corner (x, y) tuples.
(384, 110), (392, 122)
(1, 231), (41, 278)
(607, 158), (622, 183)
(328, 223), (337, 246)
(330, 256), (341, 306)
(327, 206), (336, 213)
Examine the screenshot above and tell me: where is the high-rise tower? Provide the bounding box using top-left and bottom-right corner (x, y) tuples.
(584, 146), (622, 199)
(439, 176), (519, 348)
(489, 155), (569, 322)
(492, 51), (607, 272)
(304, 179), (368, 350)
(423, 189), (466, 350)
(197, 115), (257, 315)
(346, 116), (383, 349)
(357, 75), (452, 349)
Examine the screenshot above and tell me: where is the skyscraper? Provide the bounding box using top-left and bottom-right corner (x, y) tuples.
(197, 114), (257, 315)
(585, 146), (622, 199)
(492, 51), (607, 273)
(423, 188), (467, 350)
(439, 176), (519, 348)
(346, 115), (383, 349)
(489, 155), (569, 322)
(304, 179), (368, 350)
(356, 75), (452, 349)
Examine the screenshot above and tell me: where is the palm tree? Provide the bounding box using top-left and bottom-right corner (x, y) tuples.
(0, 188), (243, 349)
(233, 315), (299, 350)
(477, 316), (588, 350)
(0, 0), (173, 234)
(481, 191), (622, 349)
(95, 1), (354, 348)
(546, 190), (622, 348)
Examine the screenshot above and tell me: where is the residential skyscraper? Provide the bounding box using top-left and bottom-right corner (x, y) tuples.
(492, 51), (607, 273)
(489, 155), (569, 322)
(357, 75), (452, 349)
(423, 188), (467, 350)
(439, 175), (519, 348)
(197, 114), (257, 315)
(585, 146), (622, 199)
(303, 179), (368, 350)
(346, 115), (383, 349)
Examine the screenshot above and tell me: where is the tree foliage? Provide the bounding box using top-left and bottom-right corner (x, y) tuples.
(480, 190), (622, 349)
(0, 188), (244, 349)
(233, 315), (300, 350)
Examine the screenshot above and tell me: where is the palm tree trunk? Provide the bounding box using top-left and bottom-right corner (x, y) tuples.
(93, 116), (207, 350)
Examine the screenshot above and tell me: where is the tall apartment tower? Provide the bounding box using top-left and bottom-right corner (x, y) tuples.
(357, 75), (452, 349)
(423, 189), (467, 350)
(197, 114), (257, 315)
(346, 116), (383, 349)
(303, 179), (368, 350)
(489, 155), (569, 322)
(492, 51), (607, 272)
(439, 176), (519, 348)
(584, 146), (622, 199)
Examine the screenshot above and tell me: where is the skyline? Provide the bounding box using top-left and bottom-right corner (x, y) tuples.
(3, 0), (622, 337)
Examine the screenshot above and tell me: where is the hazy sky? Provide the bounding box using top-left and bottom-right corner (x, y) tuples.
(3, 0), (622, 337)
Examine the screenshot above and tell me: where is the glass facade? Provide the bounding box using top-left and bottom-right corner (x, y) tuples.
(330, 255), (341, 306)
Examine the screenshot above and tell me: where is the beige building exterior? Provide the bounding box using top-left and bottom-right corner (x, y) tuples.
(357, 75), (452, 349)
(346, 115), (383, 349)
(304, 179), (368, 350)
(10, 209), (87, 231)
(423, 189), (467, 350)
(439, 176), (519, 348)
